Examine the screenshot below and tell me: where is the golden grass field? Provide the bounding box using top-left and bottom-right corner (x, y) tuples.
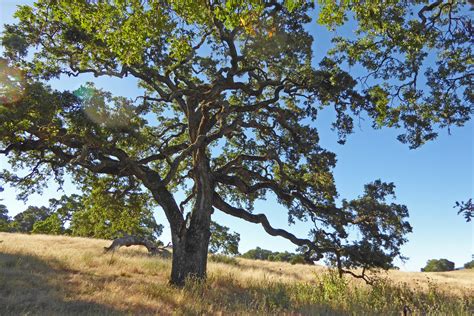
(0, 232), (473, 315)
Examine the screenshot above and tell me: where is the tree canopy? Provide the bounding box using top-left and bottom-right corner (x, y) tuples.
(10, 205), (51, 233)
(2, 179), (165, 240)
(421, 258), (455, 272)
(209, 221), (240, 255)
(69, 176), (164, 240)
(241, 246), (308, 264)
(0, 203), (10, 232)
(0, 1), (472, 285)
(464, 260), (474, 270)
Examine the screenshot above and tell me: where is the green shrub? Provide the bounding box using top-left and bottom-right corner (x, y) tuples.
(290, 255), (306, 265)
(32, 213), (63, 235)
(421, 259), (455, 272)
(209, 254), (239, 266)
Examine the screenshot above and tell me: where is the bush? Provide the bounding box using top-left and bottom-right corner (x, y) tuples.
(290, 255), (306, 265)
(209, 254), (239, 266)
(421, 259), (455, 272)
(0, 204), (11, 232)
(464, 260), (474, 269)
(241, 247), (274, 260)
(32, 213), (63, 235)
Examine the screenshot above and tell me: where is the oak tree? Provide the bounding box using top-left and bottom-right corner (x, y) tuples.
(421, 258), (455, 272)
(10, 205), (51, 233)
(209, 221), (240, 255)
(0, 1), (472, 285)
(0, 204), (10, 232)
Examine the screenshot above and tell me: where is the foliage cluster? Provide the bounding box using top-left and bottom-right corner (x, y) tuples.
(240, 246), (308, 265)
(208, 221), (240, 255)
(0, 203), (10, 232)
(421, 258), (455, 272)
(0, 182), (163, 241)
(0, 185), (240, 255)
(455, 199), (474, 222)
(464, 260), (474, 270)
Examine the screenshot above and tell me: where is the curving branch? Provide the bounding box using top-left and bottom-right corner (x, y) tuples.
(213, 193), (319, 250)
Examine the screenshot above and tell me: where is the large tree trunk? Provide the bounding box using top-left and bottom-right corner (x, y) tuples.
(170, 221), (211, 286)
(169, 154), (214, 286)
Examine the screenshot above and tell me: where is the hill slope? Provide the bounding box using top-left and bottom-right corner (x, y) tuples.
(0, 233), (473, 315)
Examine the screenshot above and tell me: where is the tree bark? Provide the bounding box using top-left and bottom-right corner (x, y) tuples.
(104, 235), (170, 257)
(169, 153), (213, 286)
(170, 221), (211, 286)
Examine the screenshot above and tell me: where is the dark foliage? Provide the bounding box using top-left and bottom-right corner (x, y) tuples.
(241, 247), (309, 265)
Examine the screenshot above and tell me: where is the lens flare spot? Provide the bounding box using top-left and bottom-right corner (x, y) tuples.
(0, 61), (25, 106)
(75, 85), (134, 129)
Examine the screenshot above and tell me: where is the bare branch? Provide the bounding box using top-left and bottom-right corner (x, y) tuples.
(213, 193), (322, 251)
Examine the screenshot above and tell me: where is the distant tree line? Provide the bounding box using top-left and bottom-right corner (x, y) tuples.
(240, 246), (309, 265)
(0, 180), (240, 256)
(0, 193), (163, 241)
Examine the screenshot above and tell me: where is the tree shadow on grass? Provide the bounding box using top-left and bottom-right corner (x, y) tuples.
(0, 252), (126, 315)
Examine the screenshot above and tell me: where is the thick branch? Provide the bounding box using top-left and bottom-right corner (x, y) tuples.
(213, 193), (318, 250)
(104, 235), (170, 256)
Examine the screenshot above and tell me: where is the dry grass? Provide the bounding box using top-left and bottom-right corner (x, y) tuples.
(0, 232), (473, 315)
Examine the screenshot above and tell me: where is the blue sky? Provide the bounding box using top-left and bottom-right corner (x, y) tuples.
(1, 1), (472, 271)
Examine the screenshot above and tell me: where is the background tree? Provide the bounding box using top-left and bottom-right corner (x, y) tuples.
(0, 180), (165, 240)
(0, 1), (472, 285)
(48, 193), (83, 231)
(69, 176), (164, 240)
(10, 206), (51, 233)
(241, 247), (275, 261)
(209, 221), (240, 255)
(31, 213), (64, 235)
(421, 259), (455, 272)
(241, 247), (310, 264)
(0, 204), (11, 232)
(464, 260), (474, 270)
(31, 194), (83, 235)
(0, 186), (11, 232)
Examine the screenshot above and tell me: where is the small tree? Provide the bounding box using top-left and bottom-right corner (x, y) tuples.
(209, 221), (240, 255)
(241, 247), (274, 261)
(464, 260), (474, 269)
(242, 247), (310, 264)
(32, 213), (63, 235)
(421, 259), (455, 272)
(69, 176), (163, 240)
(0, 186), (11, 232)
(0, 204), (11, 232)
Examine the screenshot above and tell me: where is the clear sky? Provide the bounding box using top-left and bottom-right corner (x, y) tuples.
(1, 1), (472, 272)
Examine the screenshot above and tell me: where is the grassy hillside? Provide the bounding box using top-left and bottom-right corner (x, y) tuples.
(0, 233), (473, 315)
